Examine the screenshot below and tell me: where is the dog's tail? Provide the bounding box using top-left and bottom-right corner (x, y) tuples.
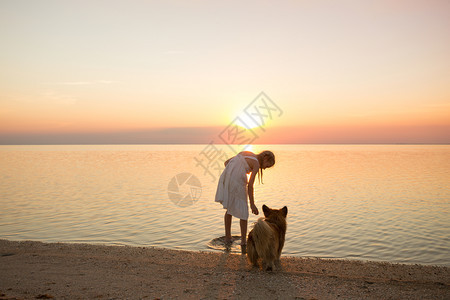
(249, 218), (275, 263)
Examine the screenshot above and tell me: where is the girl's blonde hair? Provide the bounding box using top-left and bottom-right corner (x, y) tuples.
(256, 150), (275, 184)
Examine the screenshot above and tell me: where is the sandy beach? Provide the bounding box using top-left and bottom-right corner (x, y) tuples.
(0, 240), (448, 299)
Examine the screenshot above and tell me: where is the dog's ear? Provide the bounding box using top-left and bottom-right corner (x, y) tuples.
(262, 204), (270, 216)
(281, 206), (288, 217)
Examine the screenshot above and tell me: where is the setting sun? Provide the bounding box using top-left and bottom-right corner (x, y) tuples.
(233, 112), (264, 130)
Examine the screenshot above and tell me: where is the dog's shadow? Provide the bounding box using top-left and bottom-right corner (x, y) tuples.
(203, 249), (293, 299)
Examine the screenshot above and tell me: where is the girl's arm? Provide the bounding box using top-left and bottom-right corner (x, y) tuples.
(247, 166), (259, 215)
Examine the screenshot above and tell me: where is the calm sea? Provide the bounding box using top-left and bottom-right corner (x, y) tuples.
(0, 144), (449, 266)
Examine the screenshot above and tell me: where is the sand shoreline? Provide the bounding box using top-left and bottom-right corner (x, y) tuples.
(1, 239), (449, 299)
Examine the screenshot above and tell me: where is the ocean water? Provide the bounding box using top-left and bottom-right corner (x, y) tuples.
(0, 144), (449, 266)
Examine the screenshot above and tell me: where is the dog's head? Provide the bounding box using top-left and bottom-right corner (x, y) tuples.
(262, 204), (288, 219)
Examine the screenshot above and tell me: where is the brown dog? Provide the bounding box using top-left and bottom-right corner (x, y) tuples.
(247, 205), (288, 271)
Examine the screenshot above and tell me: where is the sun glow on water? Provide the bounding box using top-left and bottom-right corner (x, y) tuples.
(243, 144), (254, 153)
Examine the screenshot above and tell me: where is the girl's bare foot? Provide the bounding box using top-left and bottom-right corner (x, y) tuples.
(224, 236), (233, 245)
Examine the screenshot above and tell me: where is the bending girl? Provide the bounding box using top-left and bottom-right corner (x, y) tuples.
(215, 150), (275, 249)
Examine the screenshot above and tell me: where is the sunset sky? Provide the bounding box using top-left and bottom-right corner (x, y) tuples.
(1, 0), (449, 144)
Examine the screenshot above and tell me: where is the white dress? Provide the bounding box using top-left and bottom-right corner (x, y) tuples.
(215, 153), (258, 220)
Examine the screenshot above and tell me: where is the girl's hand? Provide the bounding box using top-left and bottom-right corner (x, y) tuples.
(251, 203), (259, 215)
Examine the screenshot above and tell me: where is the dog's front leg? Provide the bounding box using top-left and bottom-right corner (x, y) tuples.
(275, 258), (282, 270)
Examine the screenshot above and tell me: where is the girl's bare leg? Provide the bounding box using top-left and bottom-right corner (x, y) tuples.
(224, 212), (232, 243)
(240, 219), (247, 245)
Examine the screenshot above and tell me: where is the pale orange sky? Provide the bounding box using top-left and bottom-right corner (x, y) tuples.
(1, 1), (449, 144)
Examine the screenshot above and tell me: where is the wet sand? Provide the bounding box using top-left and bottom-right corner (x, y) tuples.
(0, 239), (448, 299)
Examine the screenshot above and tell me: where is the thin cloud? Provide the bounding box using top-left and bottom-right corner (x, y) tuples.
(56, 81), (92, 86)
(165, 50), (185, 54)
(421, 103), (450, 108)
(97, 80), (115, 84)
(42, 90), (77, 105)
(43, 80), (116, 86)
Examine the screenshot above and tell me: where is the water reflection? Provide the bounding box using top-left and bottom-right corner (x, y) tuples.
(0, 145), (449, 266)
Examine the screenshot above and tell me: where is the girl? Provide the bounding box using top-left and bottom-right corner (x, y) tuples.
(215, 150), (275, 249)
